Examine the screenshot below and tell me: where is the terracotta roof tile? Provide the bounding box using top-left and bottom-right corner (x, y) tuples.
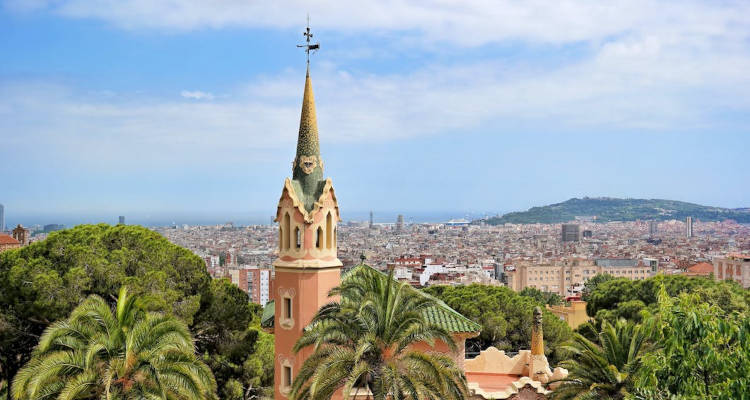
(686, 262), (714, 275)
(0, 234), (20, 245)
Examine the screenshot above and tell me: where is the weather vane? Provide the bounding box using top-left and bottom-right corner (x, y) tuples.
(297, 15), (320, 65)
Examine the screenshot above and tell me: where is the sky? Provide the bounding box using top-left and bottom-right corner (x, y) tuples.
(1, 0), (749, 226)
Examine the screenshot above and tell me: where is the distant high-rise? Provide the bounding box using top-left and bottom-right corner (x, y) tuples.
(686, 216), (693, 238)
(0, 203), (4, 232)
(369, 211), (374, 229)
(561, 224), (580, 242)
(649, 220), (658, 237)
(118, 216), (126, 225)
(397, 214), (404, 232)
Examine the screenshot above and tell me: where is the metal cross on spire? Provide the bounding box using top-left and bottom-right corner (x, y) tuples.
(297, 15), (320, 66)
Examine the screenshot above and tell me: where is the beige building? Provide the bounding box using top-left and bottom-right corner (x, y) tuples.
(546, 301), (590, 329)
(506, 258), (655, 297)
(713, 254), (750, 288)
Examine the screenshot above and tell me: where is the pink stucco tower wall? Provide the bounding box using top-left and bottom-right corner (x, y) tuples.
(273, 68), (343, 400)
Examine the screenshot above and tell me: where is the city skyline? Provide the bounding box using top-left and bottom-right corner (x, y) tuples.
(2, 1), (750, 217)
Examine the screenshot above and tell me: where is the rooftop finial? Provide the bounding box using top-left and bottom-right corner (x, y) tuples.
(297, 14), (320, 68)
(531, 306), (544, 356)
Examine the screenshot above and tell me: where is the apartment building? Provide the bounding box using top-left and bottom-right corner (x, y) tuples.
(506, 258), (655, 296)
(713, 254), (750, 288)
(230, 265), (272, 306)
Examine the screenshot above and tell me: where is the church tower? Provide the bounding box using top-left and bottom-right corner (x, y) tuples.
(272, 41), (342, 398)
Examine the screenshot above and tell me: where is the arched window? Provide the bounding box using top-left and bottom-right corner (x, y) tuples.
(279, 222), (283, 251)
(295, 226), (301, 249)
(316, 226), (324, 250)
(283, 213), (291, 250)
(326, 212), (333, 250)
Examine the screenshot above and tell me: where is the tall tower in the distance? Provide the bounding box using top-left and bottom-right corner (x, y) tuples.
(272, 22), (342, 400)
(0, 203), (4, 232)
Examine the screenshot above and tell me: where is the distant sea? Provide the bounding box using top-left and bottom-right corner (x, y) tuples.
(6, 210), (502, 229)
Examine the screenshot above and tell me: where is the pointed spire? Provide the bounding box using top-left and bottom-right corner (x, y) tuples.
(294, 66), (321, 170)
(291, 68), (325, 209)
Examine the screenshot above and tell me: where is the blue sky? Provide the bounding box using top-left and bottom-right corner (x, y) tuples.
(1, 1), (749, 225)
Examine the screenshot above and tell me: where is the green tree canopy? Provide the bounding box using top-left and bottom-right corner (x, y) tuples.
(519, 287), (564, 306)
(12, 287), (216, 400)
(424, 284), (573, 363)
(558, 284), (749, 400)
(585, 274), (749, 323)
(634, 289), (750, 399)
(553, 319), (649, 400)
(0, 224), (269, 398)
(581, 273), (615, 302)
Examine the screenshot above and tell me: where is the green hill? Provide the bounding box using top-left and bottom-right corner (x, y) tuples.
(482, 197), (750, 224)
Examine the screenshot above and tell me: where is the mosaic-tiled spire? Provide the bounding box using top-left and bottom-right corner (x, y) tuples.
(292, 67), (324, 198)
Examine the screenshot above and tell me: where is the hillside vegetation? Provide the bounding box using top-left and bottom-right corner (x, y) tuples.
(483, 197), (750, 224)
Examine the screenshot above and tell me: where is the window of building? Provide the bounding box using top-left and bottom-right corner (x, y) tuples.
(316, 227), (324, 250)
(326, 212), (333, 249)
(283, 365), (292, 389)
(284, 297), (292, 319)
(283, 213), (291, 250)
(295, 227), (301, 249)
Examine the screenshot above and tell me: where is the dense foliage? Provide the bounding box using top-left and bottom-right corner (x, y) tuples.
(0, 224), (273, 399)
(584, 274), (749, 324)
(424, 284), (573, 363)
(519, 287), (564, 306)
(633, 288), (750, 399)
(483, 197), (750, 224)
(553, 319), (649, 400)
(291, 266), (467, 400)
(12, 288), (216, 400)
(580, 273), (615, 302)
(558, 272), (750, 400)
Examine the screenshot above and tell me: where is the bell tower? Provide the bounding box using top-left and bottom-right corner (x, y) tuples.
(273, 23), (341, 399)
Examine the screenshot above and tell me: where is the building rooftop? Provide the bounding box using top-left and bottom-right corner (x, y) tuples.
(685, 262), (714, 276)
(0, 234), (20, 245)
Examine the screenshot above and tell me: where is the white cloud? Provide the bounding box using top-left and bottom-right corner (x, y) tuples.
(2, 32), (749, 171)
(180, 90), (215, 100)
(5, 0), (749, 48)
(2, 1), (749, 171)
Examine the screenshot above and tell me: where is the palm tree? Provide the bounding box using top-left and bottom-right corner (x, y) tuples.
(12, 287), (216, 400)
(552, 319), (648, 400)
(290, 265), (468, 400)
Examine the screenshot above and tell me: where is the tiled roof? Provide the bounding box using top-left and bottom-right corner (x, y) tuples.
(259, 263), (481, 334)
(0, 234), (20, 245)
(686, 262), (714, 275)
(345, 263), (481, 333)
(261, 300), (275, 328)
